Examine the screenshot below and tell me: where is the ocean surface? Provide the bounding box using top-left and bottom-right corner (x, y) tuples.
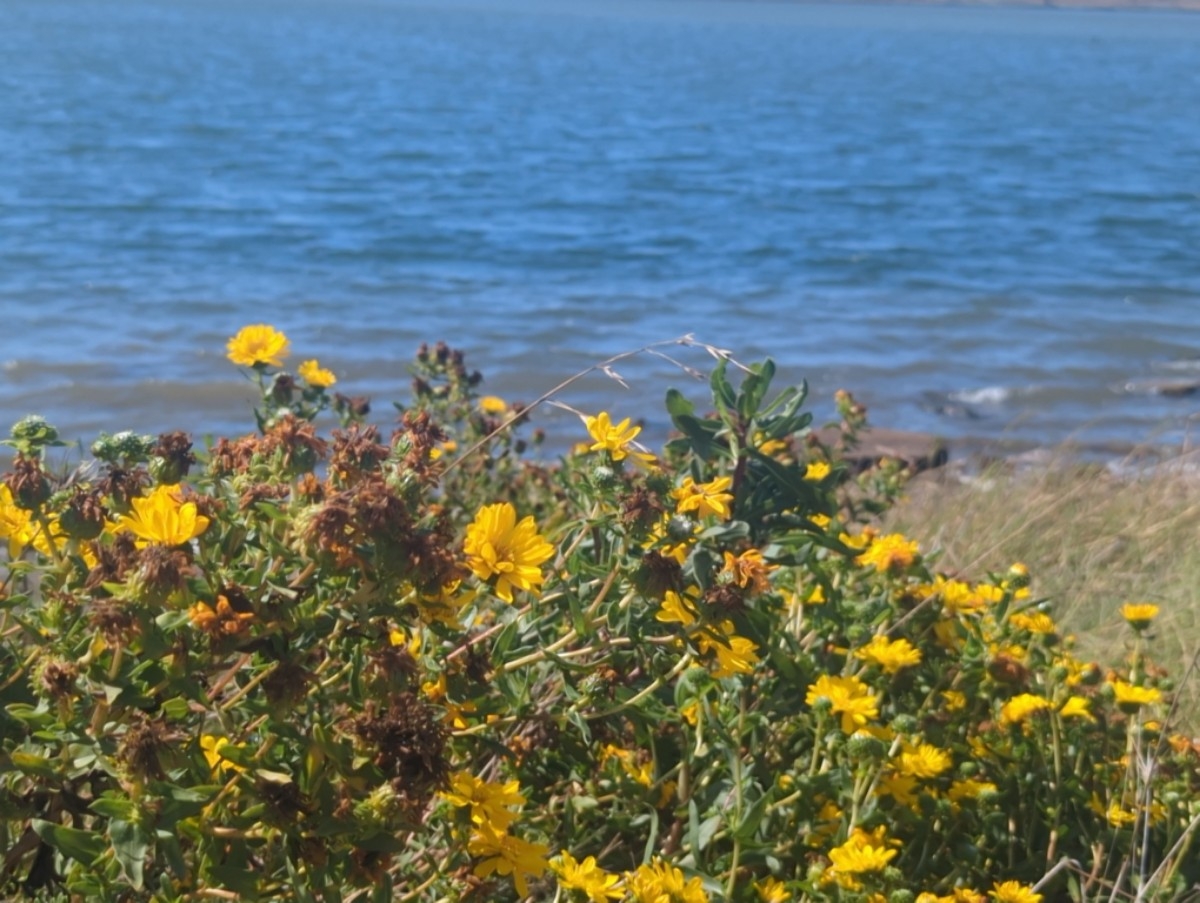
(3, 0), (1200, 456)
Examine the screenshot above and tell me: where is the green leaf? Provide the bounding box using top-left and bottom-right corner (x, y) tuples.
(110, 818), (149, 889)
(11, 751), (61, 779)
(710, 358), (737, 414)
(90, 797), (136, 820)
(31, 819), (106, 865)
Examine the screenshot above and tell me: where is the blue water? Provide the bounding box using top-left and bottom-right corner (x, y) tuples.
(3, 0), (1200, 452)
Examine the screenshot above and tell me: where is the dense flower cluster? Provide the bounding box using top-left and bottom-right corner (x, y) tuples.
(1, 331), (1197, 902)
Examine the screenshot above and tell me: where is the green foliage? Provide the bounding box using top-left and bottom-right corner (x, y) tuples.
(1, 333), (1197, 902)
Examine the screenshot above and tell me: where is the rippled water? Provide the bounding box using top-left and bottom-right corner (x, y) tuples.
(3, 0), (1200, 452)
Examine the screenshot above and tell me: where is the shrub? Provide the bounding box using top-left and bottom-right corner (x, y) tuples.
(1, 328), (1197, 902)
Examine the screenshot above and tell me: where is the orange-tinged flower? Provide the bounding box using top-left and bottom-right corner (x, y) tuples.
(721, 548), (774, 594)
(672, 475), (734, 520)
(226, 324), (289, 368)
(113, 484), (209, 548)
(855, 635), (922, 674)
(297, 359), (336, 388)
(189, 595), (255, 637)
(464, 502), (554, 603)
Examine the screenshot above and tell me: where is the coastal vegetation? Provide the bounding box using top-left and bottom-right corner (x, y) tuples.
(1, 328), (1198, 901)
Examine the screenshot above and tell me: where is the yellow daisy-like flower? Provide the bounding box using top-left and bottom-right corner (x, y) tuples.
(1009, 611), (1056, 635)
(672, 475), (734, 520)
(989, 881), (1042, 903)
(297, 359), (336, 388)
(942, 690), (967, 712)
(699, 630), (761, 678)
(467, 821), (549, 898)
(1000, 694), (1053, 725)
(554, 851), (623, 902)
(656, 590), (699, 628)
(1059, 695), (1095, 722)
(1110, 680), (1162, 712)
(806, 674), (880, 734)
(755, 876), (790, 903)
(856, 533), (920, 572)
(113, 483), (209, 549)
(1120, 602), (1160, 631)
(875, 772), (920, 807)
(442, 771), (526, 831)
(226, 324), (290, 368)
(479, 395), (508, 415)
(0, 484), (38, 558)
(625, 858), (709, 903)
(464, 502), (555, 603)
(855, 635), (922, 674)
(896, 743), (953, 779)
(947, 779), (997, 802)
(804, 460), (831, 481)
(199, 734), (246, 775)
(826, 827), (899, 888)
(584, 411), (653, 464)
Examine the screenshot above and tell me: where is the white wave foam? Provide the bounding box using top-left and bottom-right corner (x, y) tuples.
(948, 386), (1012, 405)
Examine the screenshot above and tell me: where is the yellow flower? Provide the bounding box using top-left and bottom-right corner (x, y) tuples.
(625, 859), (709, 903)
(947, 779), (997, 803)
(896, 743), (952, 779)
(464, 502), (555, 603)
(826, 827), (899, 888)
(809, 513), (831, 530)
(479, 395), (507, 415)
(1110, 680), (1162, 712)
(856, 533), (919, 572)
(1009, 611), (1056, 635)
(189, 595), (255, 637)
(923, 576), (996, 616)
(0, 485), (38, 558)
(297, 359), (336, 388)
(226, 324), (289, 368)
(1000, 694), (1053, 725)
(467, 821), (549, 898)
(554, 851), (623, 902)
(855, 635), (922, 674)
(1059, 695), (1095, 722)
(113, 484), (209, 549)
(1120, 603), (1160, 631)
(656, 590), (699, 628)
(755, 876), (790, 902)
(804, 460), (831, 481)
(721, 548), (774, 594)
(875, 772), (920, 807)
(584, 411), (653, 464)
(441, 771), (525, 831)
(672, 475), (734, 520)
(942, 690), (967, 712)
(199, 734), (246, 775)
(806, 674), (880, 734)
(698, 629), (761, 678)
(989, 881), (1042, 903)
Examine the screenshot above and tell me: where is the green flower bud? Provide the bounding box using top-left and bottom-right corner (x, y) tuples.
(890, 890), (916, 903)
(845, 732), (887, 760)
(890, 713), (919, 736)
(592, 464), (617, 489)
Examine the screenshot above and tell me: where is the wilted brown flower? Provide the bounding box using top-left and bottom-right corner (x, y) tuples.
(150, 430), (196, 484)
(4, 454), (52, 510)
(329, 424), (389, 487)
(138, 544), (191, 594)
(349, 694), (449, 802)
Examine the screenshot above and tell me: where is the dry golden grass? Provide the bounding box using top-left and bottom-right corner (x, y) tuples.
(883, 452), (1200, 732)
